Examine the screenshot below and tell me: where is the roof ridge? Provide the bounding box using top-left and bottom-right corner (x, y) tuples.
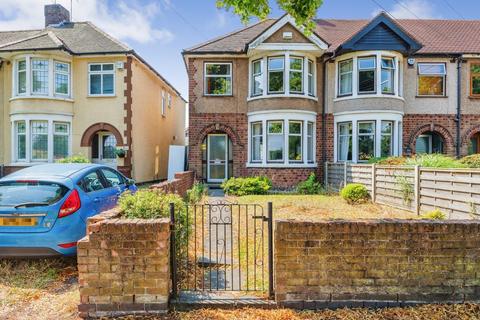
(184, 19), (275, 53)
(84, 21), (131, 51)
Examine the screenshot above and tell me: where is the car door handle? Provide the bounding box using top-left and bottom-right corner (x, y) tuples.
(93, 198), (101, 203)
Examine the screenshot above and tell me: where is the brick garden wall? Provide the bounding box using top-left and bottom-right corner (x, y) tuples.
(77, 209), (170, 318)
(275, 219), (480, 309)
(150, 171), (195, 197)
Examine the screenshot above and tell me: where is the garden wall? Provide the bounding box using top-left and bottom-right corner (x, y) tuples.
(275, 219), (480, 309)
(325, 162), (480, 219)
(150, 171), (195, 197)
(77, 208), (171, 318)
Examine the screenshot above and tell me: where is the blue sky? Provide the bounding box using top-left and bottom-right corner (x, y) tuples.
(0, 0), (479, 98)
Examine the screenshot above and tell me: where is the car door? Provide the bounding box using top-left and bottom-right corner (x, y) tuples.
(99, 168), (128, 209)
(77, 170), (111, 219)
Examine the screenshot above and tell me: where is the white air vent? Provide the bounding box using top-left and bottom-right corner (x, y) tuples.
(282, 31), (293, 40)
(116, 61), (125, 70)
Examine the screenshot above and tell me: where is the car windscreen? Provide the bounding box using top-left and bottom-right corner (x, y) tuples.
(0, 181), (69, 207)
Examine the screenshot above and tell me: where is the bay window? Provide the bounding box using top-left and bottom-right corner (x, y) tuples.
(248, 112), (316, 167)
(268, 57), (284, 93)
(381, 121), (394, 157)
(12, 117), (71, 163)
(417, 63), (446, 96)
(267, 121), (284, 161)
(17, 60), (27, 95)
(381, 58), (395, 94)
(204, 63), (232, 96)
(55, 62), (70, 95)
(31, 59), (49, 95)
(289, 57), (303, 94)
(358, 57), (376, 94)
(252, 60), (263, 96)
(89, 63), (115, 96)
(338, 122), (352, 161)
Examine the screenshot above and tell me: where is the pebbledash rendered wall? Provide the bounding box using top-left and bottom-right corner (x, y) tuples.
(275, 219), (480, 309)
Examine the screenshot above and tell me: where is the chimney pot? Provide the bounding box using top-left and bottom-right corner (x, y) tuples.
(44, 4), (70, 27)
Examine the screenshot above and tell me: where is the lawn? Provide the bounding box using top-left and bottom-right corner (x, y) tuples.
(231, 194), (418, 221)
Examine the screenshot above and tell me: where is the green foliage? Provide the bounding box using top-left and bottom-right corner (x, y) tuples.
(216, 0), (323, 34)
(340, 183), (369, 204)
(395, 174), (414, 205)
(56, 154), (90, 163)
(421, 209), (446, 220)
(405, 154), (465, 168)
(459, 154), (480, 168)
(296, 173), (324, 194)
(186, 182), (207, 204)
(368, 156), (407, 166)
(221, 176), (272, 196)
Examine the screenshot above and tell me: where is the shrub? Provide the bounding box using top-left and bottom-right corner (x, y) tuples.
(57, 154), (90, 163)
(221, 176), (272, 196)
(340, 183), (370, 204)
(405, 154), (465, 168)
(186, 182), (207, 204)
(459, 154), (480, 168)
(369, 156), (407, 166)
(296, 173), (324, 194)
(421, 209), (446, 220)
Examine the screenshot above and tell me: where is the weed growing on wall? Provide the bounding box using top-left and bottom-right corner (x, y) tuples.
(395, 174), (414, 206)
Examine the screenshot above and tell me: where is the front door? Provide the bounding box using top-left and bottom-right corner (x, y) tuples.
(207, 134), (227, 183)
(92, 132), (117, 168)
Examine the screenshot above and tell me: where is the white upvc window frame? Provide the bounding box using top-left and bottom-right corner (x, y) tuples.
(306, 121), (314, 163)
(380, 120), (394, 158)
(31, 58), (49, 95)
(334, 51), (403, 101)
(337, 121), (353, 162)
(358, 56), (377, 94)
(15, 121), (27, 161)
(266, 120), (284, 162)
(247, 110), (317, 168)
(251, 59), (263, 96)
(161, 90), (166, 116)
(54, 61), (70, 96)
(168, 93), (172, 108)
(11, 114), (72, 164)
(53, 122), (70, 160)
(338, 58), (353, 96)
(267, 56), (285, 94)
(12, 55), (72, 100)
(250, 121), (263, 163)
(204, 62), (232, 96)
(288, 120), (303, 162)
(88, 63), (116, 97)
(380, 57), (395, 94)
(417, 62), (447, 97)
(357, 121), (376, 162)
(289, 56), (304, 94)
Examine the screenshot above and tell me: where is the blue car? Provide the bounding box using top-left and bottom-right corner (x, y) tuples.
(0, 164), (137, 257)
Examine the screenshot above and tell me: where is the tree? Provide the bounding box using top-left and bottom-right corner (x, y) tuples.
(216, 0), (323, 33)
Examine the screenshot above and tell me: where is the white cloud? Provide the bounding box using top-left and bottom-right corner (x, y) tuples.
(216, 11), (227, 28)
(0, 0), (174, 44)
(372, 0), (441, 19)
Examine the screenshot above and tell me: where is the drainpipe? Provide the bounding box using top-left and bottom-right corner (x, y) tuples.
(322, 59), (328, 165)
(456, 56), (463, 158)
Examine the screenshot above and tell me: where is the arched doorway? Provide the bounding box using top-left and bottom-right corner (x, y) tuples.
(415, 131), (444, 154)
(80, 123), (125, 169)
(201, 134), (233, 183)
(469, 132), (480, 155)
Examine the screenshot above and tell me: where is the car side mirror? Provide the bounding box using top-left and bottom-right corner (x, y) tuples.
(126, 179), (135, 186)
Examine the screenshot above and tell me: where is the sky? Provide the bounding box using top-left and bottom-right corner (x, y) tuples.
(0, 0), (478, 99)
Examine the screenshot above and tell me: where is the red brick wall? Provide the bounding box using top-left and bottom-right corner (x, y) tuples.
(275, 219), (480, 309)
(150, 171), (195, 197)
(77, 209), (170, 318)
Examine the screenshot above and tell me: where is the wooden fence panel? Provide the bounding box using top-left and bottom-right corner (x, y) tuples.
(375, 166), (415, 211)
(326, 163), (345, 192)
(347, 165), (372, 192)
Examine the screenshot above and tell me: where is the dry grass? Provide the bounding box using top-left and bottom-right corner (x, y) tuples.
(0, 257), (79, 320)
(233, 194), (417, 221)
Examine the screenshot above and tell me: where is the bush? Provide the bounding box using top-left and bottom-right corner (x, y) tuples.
(221, 176), (272, 196)
(459, 154), (480, 168)
(421, 209), (446, 220)
(405, 154), (465, 168)
(57, 154), (90, 163)
(296, 173), (324, 194)
(340, 183), (370, 204)
(369, 156), (407, 166)
(186, 182), (207, 204)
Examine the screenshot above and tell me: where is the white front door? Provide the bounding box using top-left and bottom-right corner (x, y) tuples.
(207, 134), (228, 183)
(92, 132), (117, 168)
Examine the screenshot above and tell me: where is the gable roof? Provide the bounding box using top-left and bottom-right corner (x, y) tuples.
(185, 16), (480, 55)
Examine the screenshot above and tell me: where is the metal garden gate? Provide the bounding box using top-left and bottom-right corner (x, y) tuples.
(170, 200), (274, 299)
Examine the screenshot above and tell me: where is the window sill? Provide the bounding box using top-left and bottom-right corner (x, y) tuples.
(10, 96), (74, 103)
(203, 94), (233, 97)
(334, 94), (404, 103)
(246, 162), (318, 168)
(415, 95), (448, 98)
(87, 94), (116, 98)
(248, 94), (318, 102)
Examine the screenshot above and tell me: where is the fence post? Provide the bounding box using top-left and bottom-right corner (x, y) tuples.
(371, 163), (376, 203)
(344, 162), (348, 187)
(267, 202), (274, 300)
(169, 202), (177, 299)
(414, 165), (420, 215)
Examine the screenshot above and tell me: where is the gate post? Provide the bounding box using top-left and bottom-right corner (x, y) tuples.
(169, 202), (177, 300)
(267, 202), (274, 300)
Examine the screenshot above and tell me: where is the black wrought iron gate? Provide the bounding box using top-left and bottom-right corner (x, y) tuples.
(170, 200), (274, 299)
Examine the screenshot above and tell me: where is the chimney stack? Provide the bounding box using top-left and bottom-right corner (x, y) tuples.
(44, 4), (70, 27)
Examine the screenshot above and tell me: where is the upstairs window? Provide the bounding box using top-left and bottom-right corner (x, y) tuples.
(470, 63), (480, 97)
(89, 63), (115, 96)
(161, 90), (166, 116)
(338, 59), (353, 96)
(268, 57), (285, 94)
(417, 63), (446, 96)
(17, 60), (27, 95)
(251, 60), (263, 96)
(307, 60), (315, 96)
(204, 63), (232, 96)
(381, 58), (395, 94)
(289, 57), (303, 94)
(168, 93), (172, 108)
(31, 59), (49, 95)
(55, 61), (70, 95)
(358, 57), (376, 94)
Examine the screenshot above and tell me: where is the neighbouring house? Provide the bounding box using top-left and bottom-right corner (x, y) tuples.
(0, 4), (186, 183)
(183, 12), (480, 188)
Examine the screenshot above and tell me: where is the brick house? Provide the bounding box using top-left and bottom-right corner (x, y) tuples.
(0, 4), (186, 182)
(183, 13), (480, 188)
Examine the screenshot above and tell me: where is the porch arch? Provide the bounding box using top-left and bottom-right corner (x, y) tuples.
(196, 123), (244, 148)
(407, 123), (455, 156)
(462, 124), (480, 155)
(80, 123), (125, 147)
